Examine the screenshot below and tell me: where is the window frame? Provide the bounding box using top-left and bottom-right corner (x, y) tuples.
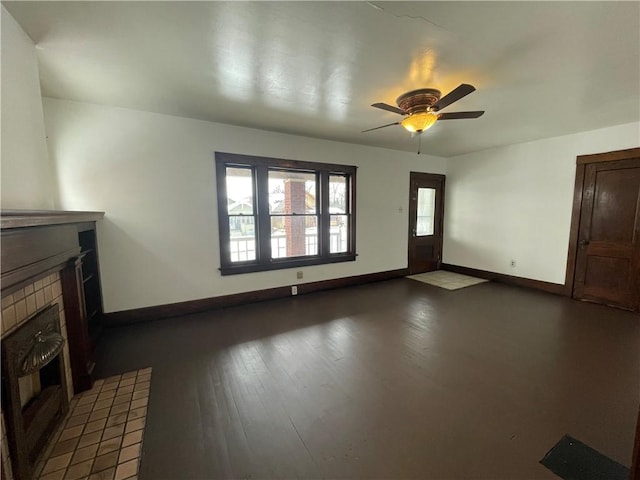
(215, 152), (357, 275)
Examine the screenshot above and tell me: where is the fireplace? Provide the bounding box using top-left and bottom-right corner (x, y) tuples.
(1, 210), (104, 480)
(1, 304), (70, 480)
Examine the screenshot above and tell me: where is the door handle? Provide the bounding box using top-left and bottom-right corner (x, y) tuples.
(579, 239), (590, 246)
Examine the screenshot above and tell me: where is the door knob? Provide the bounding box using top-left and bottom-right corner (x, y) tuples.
(579, 239), (590, 246)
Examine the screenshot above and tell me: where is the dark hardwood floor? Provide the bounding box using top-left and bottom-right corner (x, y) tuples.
(94, 278), (640, 479)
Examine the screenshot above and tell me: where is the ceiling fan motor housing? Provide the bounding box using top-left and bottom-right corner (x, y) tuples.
(396, 88), (441, 114)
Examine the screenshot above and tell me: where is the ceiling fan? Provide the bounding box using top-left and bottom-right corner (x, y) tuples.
(363, 83), (484, 134)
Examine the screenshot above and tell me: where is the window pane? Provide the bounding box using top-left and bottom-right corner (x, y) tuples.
(226, 167), (253, 215)
(330, 215), (348, 253)
(416, 188), (435, 236)
(329, 175), (347, 213)
(271, 215), (318, 258)
(268, 170), (316, 214)
(229, 217), (256, 262)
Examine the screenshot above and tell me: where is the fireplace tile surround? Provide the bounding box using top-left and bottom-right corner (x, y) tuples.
(1, 272), (74, 480)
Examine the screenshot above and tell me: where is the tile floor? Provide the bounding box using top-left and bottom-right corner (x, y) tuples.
(407, 270), (489, 290)
(36, 368), (151, 480)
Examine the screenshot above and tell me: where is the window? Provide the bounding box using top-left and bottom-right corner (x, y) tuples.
(215, 152), (357, 275)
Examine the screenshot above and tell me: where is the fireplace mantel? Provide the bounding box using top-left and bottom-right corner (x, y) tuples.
(1, 210), (105, 295)
(1, 209), (104, 230)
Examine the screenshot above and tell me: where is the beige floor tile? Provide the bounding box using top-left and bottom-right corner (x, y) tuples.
(121, 431), (142, 448)
(89, 408), (111, 422)
(106, 413), (128, 428)
(131, 390), (149, 401)
(51, 438), (80, 457)
(97, 436), (123, 456)
(132, 381), (150, 392)
(116, 384), (134, 395)
(124, 418), (145, 434)
(88, 466), (116, 480)
(64, 459), (93, 480)
(84, 418), (108, 434)
(101, 382), (118, 392)
(129, 398), (147, 410)
(114, 459), (138, 480)
(110, 403), (129, 415)
(102, 424), (126, 441)
(66, 413), (90, 428)
(93, 399), (114, 411)
(39, 470), (66, 480)
(119, 377), (135, 387)
(127, 407), (146, 421)
(118, 443), (141, 464)
(72, 403), (93, 415)
(77, 394), (98, 406)
(41, 452), (73, 475)
(113, 393), (132, 406)
(91, 451), (119, 473)
(77, 431), (103, 449)
(71, 443), (99, 465)
(97, 390), (116, 401)
(58, 425), (84, 442)
(103, 375), (122, 384)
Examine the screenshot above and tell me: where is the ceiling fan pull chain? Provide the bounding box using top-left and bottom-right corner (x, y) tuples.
(418, 133), (421, 155)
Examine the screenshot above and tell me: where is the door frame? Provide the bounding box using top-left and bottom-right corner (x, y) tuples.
(407, 172), (446, 274)
(563, 147), (640, 305)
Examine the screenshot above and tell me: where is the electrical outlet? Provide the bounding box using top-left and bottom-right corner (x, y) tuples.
(296, 271), (303, 279)
(291, 286), (298, 295)
(510, 260), (516, 268)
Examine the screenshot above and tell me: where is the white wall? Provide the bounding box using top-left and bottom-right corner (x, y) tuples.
(443, 122), (640, 284)
(0, 6), (55, 209)
(42, 98), (446, 312)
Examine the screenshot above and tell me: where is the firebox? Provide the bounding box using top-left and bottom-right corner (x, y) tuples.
(1, 304), (70, 480)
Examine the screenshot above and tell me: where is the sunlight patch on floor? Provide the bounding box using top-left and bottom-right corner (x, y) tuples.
(407, 270), (488, 290)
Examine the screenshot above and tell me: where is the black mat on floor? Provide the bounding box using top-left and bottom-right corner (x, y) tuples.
(540, 435), (629, 480)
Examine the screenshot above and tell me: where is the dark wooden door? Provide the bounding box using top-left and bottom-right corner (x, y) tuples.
(408, 172), (445, 274)
(573, 157), (640, 311)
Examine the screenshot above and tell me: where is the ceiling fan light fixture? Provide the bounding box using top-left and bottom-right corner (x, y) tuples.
(401, 111), (438, 133)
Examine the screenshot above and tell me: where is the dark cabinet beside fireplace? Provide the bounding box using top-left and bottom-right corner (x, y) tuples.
(79, 227), (103, 347)
(60, 223), (104, 392)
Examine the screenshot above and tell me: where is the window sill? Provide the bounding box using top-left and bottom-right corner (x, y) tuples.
(219, 254), (356, 276)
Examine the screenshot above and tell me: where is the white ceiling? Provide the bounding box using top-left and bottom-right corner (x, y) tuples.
(4, 1), (640, 157)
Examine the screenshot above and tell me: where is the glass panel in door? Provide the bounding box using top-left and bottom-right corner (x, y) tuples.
(416, 188), (436, 236)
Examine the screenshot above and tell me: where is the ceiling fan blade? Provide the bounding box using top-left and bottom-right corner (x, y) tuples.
(371, 103), (406, 115)
(362, 122), (400, 133)
(433, 84), (476, 111)
(438, 111), (485, 120)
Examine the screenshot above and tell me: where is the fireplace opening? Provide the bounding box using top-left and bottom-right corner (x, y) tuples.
(22, 354), (64, 462)
(1, 304), (70, 480)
